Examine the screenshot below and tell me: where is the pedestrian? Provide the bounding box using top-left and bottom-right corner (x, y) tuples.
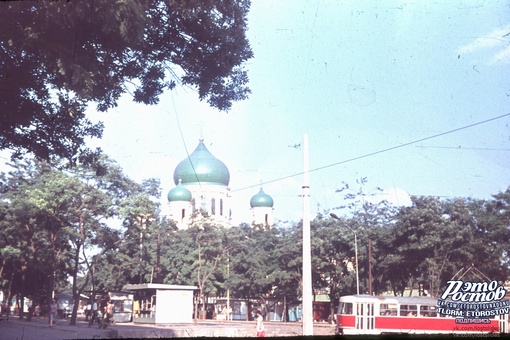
(49, 299), (57, 327)
(88, 299), (98, 327)
(1, 300), (9, 320)
(84, 302), (91, 321)
(255, 309), (265, 337)
(105, 299), (114, 326)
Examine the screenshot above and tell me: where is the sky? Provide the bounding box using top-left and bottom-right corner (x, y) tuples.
(48, 1), (510, 225)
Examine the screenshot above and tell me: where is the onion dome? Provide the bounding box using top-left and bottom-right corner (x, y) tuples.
(167, 180), (192, 202)
(173, 139), (230, 186)
(250, 188), (274, 208)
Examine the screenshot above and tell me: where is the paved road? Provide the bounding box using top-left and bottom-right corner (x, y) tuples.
(0, 315), (335, 339)
(0, 316), (112, 340)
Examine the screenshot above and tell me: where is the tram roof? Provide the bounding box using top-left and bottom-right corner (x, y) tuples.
(340, 294), (439, 305)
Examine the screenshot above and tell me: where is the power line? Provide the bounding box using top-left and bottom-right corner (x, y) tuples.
(231, 112), (510, 192)
(416, 145), (510, 151)
(170, 93), (203, 191)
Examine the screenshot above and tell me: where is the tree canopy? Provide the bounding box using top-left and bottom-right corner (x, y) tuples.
(1, 162), (509, 323)
(0, 0), (253, 164)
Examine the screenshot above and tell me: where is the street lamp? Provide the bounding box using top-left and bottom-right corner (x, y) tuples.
(330, 213), (359, 295)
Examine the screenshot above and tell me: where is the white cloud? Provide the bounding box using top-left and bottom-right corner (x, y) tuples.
(491, 44), (510, 64)
(457, 24), (510, 63)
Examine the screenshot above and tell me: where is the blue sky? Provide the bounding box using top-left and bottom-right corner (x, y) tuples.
(46, 1), (510, 224)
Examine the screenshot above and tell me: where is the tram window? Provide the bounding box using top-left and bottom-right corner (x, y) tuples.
(400, 304), (417, 316)
(338, 302), (353, 315)
(380, 303), (397, 316)
(420, 305), (437, 317)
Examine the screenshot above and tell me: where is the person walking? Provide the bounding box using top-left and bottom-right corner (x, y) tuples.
(255, 309), (265, 337)
(1, 300), (9, 320)
(88, 299), (98, 327)
(102, 299), (115, 329)
(49, 299), (57, 327)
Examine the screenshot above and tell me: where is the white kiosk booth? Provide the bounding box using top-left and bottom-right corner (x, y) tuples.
(123, 283), (197, 324)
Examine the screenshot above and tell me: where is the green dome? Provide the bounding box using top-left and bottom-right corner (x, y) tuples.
(250, 188), (274, 208)
(167, 181), (192, 202)
(173, 139), (230, 186)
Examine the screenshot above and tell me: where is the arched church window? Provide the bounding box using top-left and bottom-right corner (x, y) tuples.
(201, 196), (206, 211)
(220, 199), (223, 216)
(211, 198), (216, 215)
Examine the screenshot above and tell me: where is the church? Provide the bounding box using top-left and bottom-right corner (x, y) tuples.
(166, 139), (274, 229)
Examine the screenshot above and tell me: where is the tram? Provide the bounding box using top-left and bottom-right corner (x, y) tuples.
(335, 295), (508, 335)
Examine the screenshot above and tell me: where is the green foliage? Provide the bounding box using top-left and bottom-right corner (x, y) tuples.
(0, 0), (253, 164)
(0, 160), (74, 315)
(1, 160), (509, 321)
(227, 224), (283, 299)
(0, 157), (152, 324)
(312, 216), (353, 305)
(373, 195), (510, 297)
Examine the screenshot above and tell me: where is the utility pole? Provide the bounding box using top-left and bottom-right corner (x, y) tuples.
(330, 213), (359, 295)
(139, 220), (144, 284)
(302, 133), (313, 336)
(156, 227), (161, 283)
(368, 239), (372, 295)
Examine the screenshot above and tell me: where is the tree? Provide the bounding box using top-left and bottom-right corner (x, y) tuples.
(0, 156), (148, 325)
(193, 222), (228, 319)
(271, 223), (303, 308)
(56, 156), (143, 325)
(0, 0), (253, 163)
(0, 160), (73, 320)
(13, 164), (117, 325)
(117, 193), (160, 285)
(225, 224), (283, 320)
(312, 216), (354, 319)
(465, 192), (510, 281)
(381, 195), (510, 297)
(330, 177), (398, 296)
(159, 215), (229, 320)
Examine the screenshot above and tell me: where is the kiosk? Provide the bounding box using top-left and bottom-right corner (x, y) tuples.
(122, 283), (197, 324)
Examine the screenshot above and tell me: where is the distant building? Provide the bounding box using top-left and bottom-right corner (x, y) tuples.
(167, 139), (274, 229)
(250, 187), (274, 227)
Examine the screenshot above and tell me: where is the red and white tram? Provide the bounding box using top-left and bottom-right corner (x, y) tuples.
(335, 295), (508, 335)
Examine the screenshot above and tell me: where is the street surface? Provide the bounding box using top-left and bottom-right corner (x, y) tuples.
(0, 316), (111, 340)
(0, 315), (336, 339)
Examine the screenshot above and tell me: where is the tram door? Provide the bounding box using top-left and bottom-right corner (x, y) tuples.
(355, 302), (375, 333)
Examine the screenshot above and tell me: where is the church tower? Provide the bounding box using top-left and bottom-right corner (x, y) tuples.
(167, 139), (231, 228)
(167, 179), (192, 230)
(250, 187), (274, 227)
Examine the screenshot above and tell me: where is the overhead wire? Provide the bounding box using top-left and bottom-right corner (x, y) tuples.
(231, 112), (510, 192)
(416, 146), (510, 151)
(170, 93), (203, 191)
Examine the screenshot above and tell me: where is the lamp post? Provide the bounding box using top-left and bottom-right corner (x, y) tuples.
(330, 213), (359, 295)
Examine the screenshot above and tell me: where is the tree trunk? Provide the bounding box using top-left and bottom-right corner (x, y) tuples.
(194, 292), (199, 320)
(68, 242), (81, 325)
(246, 299), (250, 321)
